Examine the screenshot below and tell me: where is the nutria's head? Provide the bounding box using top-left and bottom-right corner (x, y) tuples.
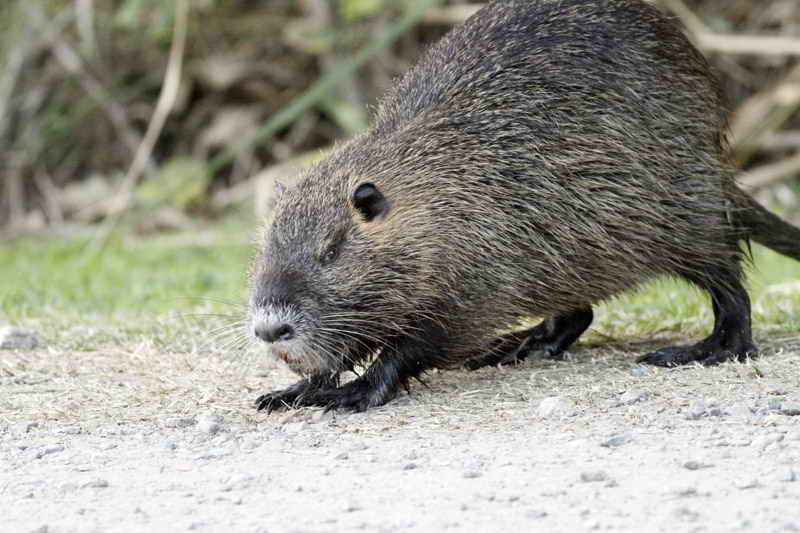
(248, 152), (434, 376)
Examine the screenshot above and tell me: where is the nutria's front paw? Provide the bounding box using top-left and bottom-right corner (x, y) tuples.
(254, 375), (336, 413)
(310, 378), (397, 413)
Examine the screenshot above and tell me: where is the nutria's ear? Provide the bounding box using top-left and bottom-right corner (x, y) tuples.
(352, 183), (389, 222)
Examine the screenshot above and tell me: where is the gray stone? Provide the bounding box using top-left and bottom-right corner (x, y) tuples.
(194, 447), (231, 460)
(735, 478), (761, 490)
(619, 390), (649, 405)
(0, 327), (39, 350)
(196, 414), (223, 435)
(35, 444), (64, 459)
(82, 479), (109, 489)
(164, 417), (195, 429)
(580, 471), (609, 483)
(685, 400), (707, 420)
(601, 434), (633, 448)
(781, 403), (800, 417)
(683, 460), (712, 471)
(537, 397), (571, 418)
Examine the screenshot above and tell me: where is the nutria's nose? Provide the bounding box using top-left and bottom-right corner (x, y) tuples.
(254, 321), (295, 344)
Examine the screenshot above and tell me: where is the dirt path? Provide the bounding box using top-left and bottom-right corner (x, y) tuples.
(2, 339), (799, 532)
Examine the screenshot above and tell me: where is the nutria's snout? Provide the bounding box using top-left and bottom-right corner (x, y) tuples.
(248, 300), (334, 375)
(253, 320), (295, 344)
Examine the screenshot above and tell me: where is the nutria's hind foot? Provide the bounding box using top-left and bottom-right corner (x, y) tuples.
(638, 271), (757, 367)
(466, 308), (593, 370)
(636, 339), (757, 367)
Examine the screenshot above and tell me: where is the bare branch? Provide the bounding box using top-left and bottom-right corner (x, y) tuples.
(87, 0), (191, 255)
(729, 64), (800, 163)
(738, 151), (800, 191)
(661, 0), (800, 57)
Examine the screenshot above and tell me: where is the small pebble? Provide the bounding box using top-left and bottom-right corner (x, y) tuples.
(619, 390), (649, 405)
(781, 403), (800, 417)
(683, 460), (712, 471)
(343, 502), (360, 513)
(601, 433), (632, 448)
(727, 403), (753, 419)
(735, 478), (761, 490)
(196, 415), (223, 435)
(537, 396), (570, 418)
(161, 440), (177, 451)
(334, 451), (349, 460)
(629, 367), (649, 377)
(0, 327), (39, 350)
(82, 479), (109, 489)
(672, 507), (700, 522)
(164, 417), (195, 429)
(580, 471), (609, 483)
(778, 469), (797, 483)
(685, 400), (707, 420)
(36, 444), (64, 459)
(194, 448), (231, 460)
(463, 470), (482, 479)
(403, 463), (418, 471)
(767, 398), (783, 411)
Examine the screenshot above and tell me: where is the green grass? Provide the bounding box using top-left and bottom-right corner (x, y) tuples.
(0, 218), (254, 350)
(593, 246), (800, 342)
(1, 218), (799, 352)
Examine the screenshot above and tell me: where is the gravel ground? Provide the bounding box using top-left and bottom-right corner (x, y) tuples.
(1, 335), (799, 533)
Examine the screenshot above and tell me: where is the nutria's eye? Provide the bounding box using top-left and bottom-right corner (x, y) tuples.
(353, 183), (389, 222)
(320, 242), (340, 266)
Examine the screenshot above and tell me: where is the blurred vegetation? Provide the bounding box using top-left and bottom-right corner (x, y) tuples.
(0, 0), (798, 234)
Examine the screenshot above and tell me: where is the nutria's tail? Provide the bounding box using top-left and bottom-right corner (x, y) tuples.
(733, 189), (800, 261)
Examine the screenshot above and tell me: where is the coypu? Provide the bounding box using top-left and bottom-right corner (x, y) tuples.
(248, 0), (800, 412)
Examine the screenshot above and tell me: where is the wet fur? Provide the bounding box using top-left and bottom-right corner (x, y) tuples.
(249, 0), (800, 412)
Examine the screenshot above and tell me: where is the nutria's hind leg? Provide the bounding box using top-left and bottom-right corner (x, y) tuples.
(254, 374), (338, 413)
(637, 271), (757, 366)
(466, 308), (593, 370)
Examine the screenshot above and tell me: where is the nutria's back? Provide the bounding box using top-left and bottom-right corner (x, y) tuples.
(248, 0), (800, 412)
(378, 0), (725, 145)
